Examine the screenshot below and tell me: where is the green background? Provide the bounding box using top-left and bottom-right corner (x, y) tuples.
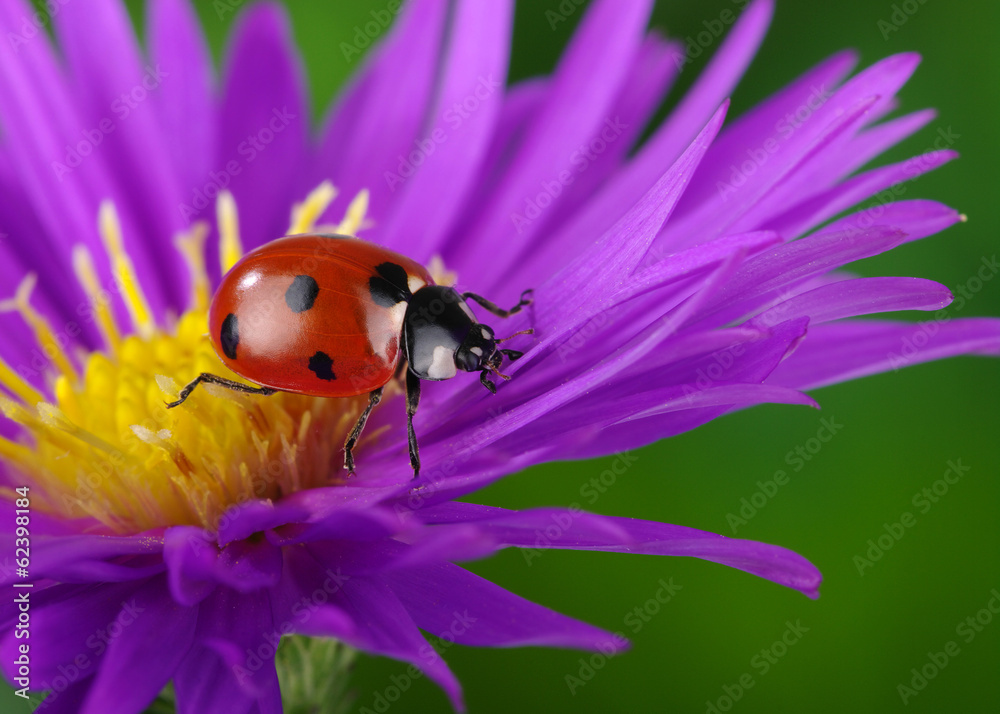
(9, 0), (1000, 712)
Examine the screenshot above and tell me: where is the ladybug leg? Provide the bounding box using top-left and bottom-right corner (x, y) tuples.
(461, 288), (533, 318)
(499, 348), (524, 361)
(405, 369), (422, 478)
(165, 373), (276, 408)
(343, 387), (384, 475)
(479, 370), (497, 395)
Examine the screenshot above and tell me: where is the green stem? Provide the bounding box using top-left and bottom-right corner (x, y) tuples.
(142, 638), (357, 714)
(276, 636), (358, 714)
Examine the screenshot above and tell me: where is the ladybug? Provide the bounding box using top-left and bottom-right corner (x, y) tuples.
(166, 234), (533, 477)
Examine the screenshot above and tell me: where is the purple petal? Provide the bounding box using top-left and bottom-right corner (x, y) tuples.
(218, 2), (308, 253)
(664, 95), (879, 248)
(522, 319), (812, 459)
(409, 304), (713, 473)
(52, 0), (189, 308)
(0, 582), (130, 684)
(280, 483), (409, 522)
(750, 276), (953, 326)
(175, 646), (258, 714)
(574, 517), (822, 599)
(676, 49), (858, 213)
(532, 102), (728, 332)
(300, 546), (466, 711)
(0, 2), (131, 316)
(519, 339), (811, 452)
(268, 506), (409, 546)
(385, 563), (627, 651)
(693, 225), (908, 328)
(719, 54), (924, 235)
(447, 0), (653, 286)
(316, 0), (448, 225)
(410, 503), (821, 598)
(376, 524), (501, 571)
(812, 108), (937, 189)
(547, 33), (683, 227)
(613, 383), (818, 423)
(415, 504), (633, 546)
(646, 0), (773, 164)
(269, 547), (357, 639)
(536, 0), (772, 266)
(148, 0), (217, 212)
(1, 533), (164, 586)
(812, 199), (962, 246)
(508, 230), (779, 381)
(215, 499), (310, 546)
(378, 0), (513, 260)
(176, 588), (282, 710)
(764, 149), (957, 239)
(0, 148), (98, 349)
(81, 576), (197, 714)
(470, 78), (549, 197)
(164, 526), (219, 605)
(164, 526), (283, 606)
(770, 317), (1000, 390)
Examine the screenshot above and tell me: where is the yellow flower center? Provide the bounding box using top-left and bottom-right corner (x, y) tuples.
(0, 183), (429, 534)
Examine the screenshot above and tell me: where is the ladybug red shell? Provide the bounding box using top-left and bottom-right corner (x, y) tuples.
(207, 235), (433, 397)
(168, 233), (533, 477)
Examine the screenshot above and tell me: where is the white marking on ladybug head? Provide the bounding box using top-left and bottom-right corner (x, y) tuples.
(470, 346), (483, 357)
(407, 275), (427, 295)
(427, 345), (458, 380)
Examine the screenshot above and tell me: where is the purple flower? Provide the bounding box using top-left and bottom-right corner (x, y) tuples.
(0, 0), (997, 712)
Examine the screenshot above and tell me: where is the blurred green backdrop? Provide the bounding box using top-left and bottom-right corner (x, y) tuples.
(10, 0), (999, 712)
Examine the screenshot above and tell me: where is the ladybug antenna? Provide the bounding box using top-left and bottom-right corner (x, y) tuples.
(489, 363), (511, 382)
(495, 328), (534, 344)
(488, 350), (511, 381)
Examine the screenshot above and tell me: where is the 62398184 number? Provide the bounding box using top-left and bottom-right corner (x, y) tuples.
(14, 487), (29, 577)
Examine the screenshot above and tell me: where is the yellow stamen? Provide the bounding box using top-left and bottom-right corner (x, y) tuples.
(36, 402), (123, 456)
(99, 202), (155, 339)
(0, 182), (386, 534)
(427, 255), (458, 287)
(0, 394), (35, 426)
(130, 424), (174, 449)
(174, 222), (211, 312)
(53, 374), (83, 426)
(72, 245), (121, 352)
(217, 190), (243, 274)
(333, 189), (370, 235)
(0, 274), (78, 381)
(0, 436), (31, 465)
(0, 354), (44, 407)
(289, 181), (338, 234)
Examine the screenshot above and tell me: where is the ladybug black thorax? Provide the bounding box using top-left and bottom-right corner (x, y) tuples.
(403, 286), (496, 381)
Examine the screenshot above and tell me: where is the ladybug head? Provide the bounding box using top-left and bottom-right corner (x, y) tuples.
(403, 286), (498, 381)
(454, 324), (496, 373)
(404, 286), (530, 394)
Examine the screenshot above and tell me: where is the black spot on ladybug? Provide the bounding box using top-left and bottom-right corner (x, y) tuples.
(369, 262), (412, 308)
(308, 351), (336, 381)
(220, 313), (239, 359)
(285, 275), (320, 313)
